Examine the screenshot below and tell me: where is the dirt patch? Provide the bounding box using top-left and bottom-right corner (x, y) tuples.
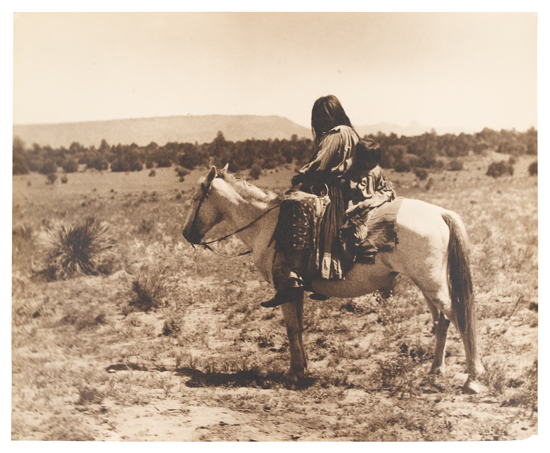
(12, 159), (538, 441)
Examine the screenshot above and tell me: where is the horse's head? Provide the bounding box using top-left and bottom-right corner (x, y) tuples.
(183, 164), (278, 246)
(182, 166), (227, 244)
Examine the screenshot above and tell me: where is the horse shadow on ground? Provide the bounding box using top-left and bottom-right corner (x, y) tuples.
(175, 367), (317, 390)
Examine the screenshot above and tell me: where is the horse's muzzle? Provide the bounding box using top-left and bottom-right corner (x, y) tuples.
(182, 228), (203, 245)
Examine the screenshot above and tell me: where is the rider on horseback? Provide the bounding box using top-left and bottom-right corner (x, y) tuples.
(340, 138), (396, 257)
(262, 95), (395, 308)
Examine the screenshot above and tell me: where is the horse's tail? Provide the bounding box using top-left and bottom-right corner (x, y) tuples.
(441, 211), (478, 362)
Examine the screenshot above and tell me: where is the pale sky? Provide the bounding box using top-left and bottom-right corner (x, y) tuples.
(13, 12), (538, 131)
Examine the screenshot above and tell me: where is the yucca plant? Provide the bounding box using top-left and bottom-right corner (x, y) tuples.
(43, 217), (116, 280)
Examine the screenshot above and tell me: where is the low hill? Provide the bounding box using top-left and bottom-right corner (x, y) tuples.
(13, 114), (474, 149)
(13, 115), (312, 148)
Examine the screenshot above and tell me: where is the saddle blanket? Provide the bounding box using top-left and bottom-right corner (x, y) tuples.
(270, 190), (329, 252)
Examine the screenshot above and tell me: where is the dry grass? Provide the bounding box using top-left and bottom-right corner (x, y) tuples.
(12, 156), (537, 441)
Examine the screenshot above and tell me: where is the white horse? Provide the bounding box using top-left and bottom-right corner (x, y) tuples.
(182, 166), (484, 393)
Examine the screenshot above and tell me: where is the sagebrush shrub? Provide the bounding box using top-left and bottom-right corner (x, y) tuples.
(13, 153), (30, 175)
(157, 158), (172, 168)
(480, 358), (511, 395)
(528, 161), (537, 176)
(414, 168), (429, 181)
(425, 177), (435, 191)
(86, 156), (109, 171)
(373, 354), (420, 394)
(175, 166), (190, 178)
(126, 267), (167, 312)
(12, 224), (35, 277)
(42, 217), (116, 280)
(39, 160), (57, 175)
(431, 158), (446, 170)
(111, 154), (143, 172)
(136, 218), (154, 235)
(486, 160), (514, 178)
(47, 173), (58, 185)
(76, 385), (103, 405)
(162, 317), (181, 337)
(392, 154), (421, 173)
(249, 163), (262, 179)
(448, 158), (464, 171)
(393, 159), (412, 173)
(13, 224), (33, 241)
(62, 306), (107, 331)
(62, 158), (79, 173)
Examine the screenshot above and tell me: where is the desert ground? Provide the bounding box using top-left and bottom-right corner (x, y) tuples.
(12, 153), (537, 441)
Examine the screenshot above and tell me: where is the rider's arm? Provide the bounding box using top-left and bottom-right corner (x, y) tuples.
(345, 167), (395, 216)
(293, 126), (357, 188)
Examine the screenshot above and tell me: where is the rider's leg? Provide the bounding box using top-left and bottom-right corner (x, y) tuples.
(261, 250), (307, 308)
(261, 250), (330, 307)
(261, 196), (330, 308)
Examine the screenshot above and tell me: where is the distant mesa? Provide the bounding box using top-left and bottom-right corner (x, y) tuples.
(13, 114), (470, 148)
(12, 115), (311, 148)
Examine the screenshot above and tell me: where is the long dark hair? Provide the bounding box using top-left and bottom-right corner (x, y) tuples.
(311, 95), (353, 145)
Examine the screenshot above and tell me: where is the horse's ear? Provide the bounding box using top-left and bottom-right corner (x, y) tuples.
(206, 166), (217, 183)
(222, 163), (229, 172)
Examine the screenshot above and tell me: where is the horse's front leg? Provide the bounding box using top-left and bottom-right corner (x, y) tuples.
(295, 294), (307, 369)
(281, 293), (306, 381)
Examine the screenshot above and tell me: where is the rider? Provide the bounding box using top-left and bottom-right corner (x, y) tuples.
(261, 95), (361, 308)
(340, 139), (396, 255)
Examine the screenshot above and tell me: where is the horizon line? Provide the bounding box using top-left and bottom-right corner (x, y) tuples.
(12, 113), (536, 134)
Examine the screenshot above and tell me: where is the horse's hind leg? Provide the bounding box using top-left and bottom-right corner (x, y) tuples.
(423, 289), (482, 393)
(421, 290), (454, 376)
(430, 310), (451, 375)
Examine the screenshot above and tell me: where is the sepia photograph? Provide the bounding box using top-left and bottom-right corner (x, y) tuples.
(11, 9), (541, 443)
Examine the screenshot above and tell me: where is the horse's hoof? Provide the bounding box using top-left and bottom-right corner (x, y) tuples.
(429, 366), (445, 375)
(462, 379), (483, 394)
(284, 370), (298, 383)
(284, 367), (305, 383)
(475, 363), (486, 376)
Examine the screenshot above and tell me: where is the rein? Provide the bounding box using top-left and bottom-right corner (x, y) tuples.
(189, 176), (280, 258)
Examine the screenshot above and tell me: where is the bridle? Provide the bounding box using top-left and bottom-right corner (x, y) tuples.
(186, 175), (280, 258)
(188, 178), (212, 245)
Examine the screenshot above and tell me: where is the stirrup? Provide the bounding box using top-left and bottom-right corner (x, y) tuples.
(303, 283), (329, 300)
(260, 287), (303, 308)
(309, 292), (330, 301)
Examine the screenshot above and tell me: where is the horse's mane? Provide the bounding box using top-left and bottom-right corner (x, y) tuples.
(218, 171), (282, 206)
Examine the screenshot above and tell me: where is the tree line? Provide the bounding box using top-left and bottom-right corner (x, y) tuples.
(12, 127), (537, 177)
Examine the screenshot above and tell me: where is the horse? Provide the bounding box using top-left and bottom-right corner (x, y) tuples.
(182, 166), (484, 393)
